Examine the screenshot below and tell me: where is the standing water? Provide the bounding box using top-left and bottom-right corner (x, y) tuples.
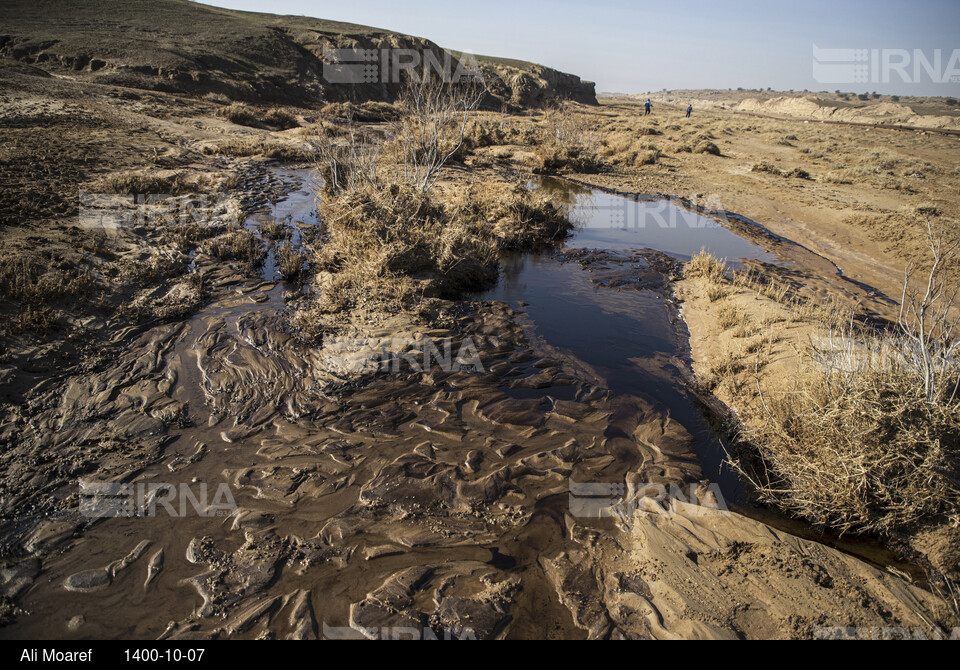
(481, 177), (775, 503)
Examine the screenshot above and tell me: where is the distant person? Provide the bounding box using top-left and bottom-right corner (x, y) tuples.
(686, 104), (693, 118)
(644, 99), (652, 116)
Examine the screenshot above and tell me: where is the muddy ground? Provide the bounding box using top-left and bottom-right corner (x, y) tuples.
(0, 65), (958, 638)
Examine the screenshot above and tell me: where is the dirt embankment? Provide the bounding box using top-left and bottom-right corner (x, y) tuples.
(733, 96), (960, 131)
(622, 90), (960, 133)
(0, 0), (597, 109)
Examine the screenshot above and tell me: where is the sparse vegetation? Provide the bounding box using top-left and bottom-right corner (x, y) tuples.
(722, 229), (960, 581)
(217, 103), (298, 130)
(532, 103), (604, 174)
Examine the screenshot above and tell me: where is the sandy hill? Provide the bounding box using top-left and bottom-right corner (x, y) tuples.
(604, 89), (960, 131)
(0, 0), (597, 107)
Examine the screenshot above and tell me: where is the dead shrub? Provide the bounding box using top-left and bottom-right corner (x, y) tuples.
(685, 249), (727, 283)
(729, 224), (960, 580)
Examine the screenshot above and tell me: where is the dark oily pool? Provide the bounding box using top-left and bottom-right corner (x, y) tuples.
(480, 177), (775, 502)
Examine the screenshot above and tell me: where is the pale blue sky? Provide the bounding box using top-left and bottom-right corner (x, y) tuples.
(198, 0), (960, 95)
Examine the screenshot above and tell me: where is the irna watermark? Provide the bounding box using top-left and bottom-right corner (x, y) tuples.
(812, 45), (960, 85)
(322, 623), (476, 640)
(78, 479), (237, 518)
(323, 48), (483, 85)
(79, 192), (241, 233)
(326, 336), (485, 375)
(569, 478), (727, 528)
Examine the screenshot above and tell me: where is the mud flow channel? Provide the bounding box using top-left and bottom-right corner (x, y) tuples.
(0, 171), (932, 640)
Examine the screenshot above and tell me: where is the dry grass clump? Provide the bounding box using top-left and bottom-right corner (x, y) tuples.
(166, 221), (224, 251)
(449, 182), (573, 250)
(597, 133), (661, 166)
(295, 82), (573, 337)
(706, 285), (729, 303)
(702, 349), (747, 392)
(0, 253), (94, 306)
(693, 140), (722, 156)
(262, 108), (299, 130)
(532, 103), (603, 174)
(532, 145), (604, 174)
(217, 102), (260, 127)
(202, 140), (317, 161)
(461, 118), (540, 150)
(320, 101), (401, 123)
(292, 183), (498, 337)
(297, 120), (352, 139)
(120, 252), (185, 287)
(99, 172), (193, 195)
(783, 167), (811, 180)
(311, 184), (499, 303)
(8, 304), (58, 336)
(732, 321), (761, 338)
(276, 242), (307, 282)
(684, 248), (727, 283)
(820, 170), (853, 185)
(260, 218), (289, 241)
(751, 162), (811, 179)
(199, 228), (266, 268)
(294, 178), (570, 338)
(717, 303), (744, 330)
(217, 103), (299, 130)
(261, 144), (317, 161)
(0, 251), (96, 336)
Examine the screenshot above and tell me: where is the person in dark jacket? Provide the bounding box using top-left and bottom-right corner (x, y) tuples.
(686, 104), (693, 118)
(644, 99), (652, 116)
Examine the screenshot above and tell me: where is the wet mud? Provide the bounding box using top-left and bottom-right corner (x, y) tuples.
(0, 171), (946, 639)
